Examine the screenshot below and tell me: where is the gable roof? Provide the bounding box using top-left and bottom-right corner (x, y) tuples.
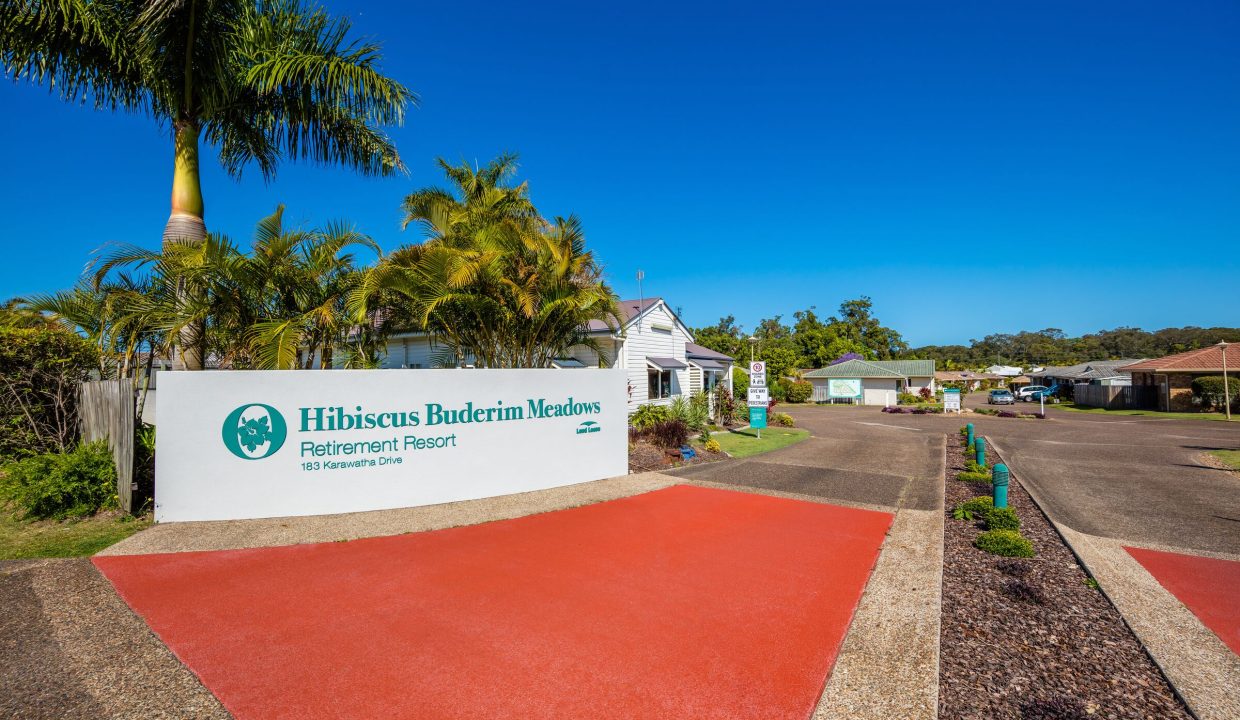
(1033, 359), (1145, 380)
(804, 359), (909, 379)
(585, 297), (660, 332)
(685, 342), (733, 361)
(1122, 346), (1231, 373)
(803, 358), (936, 379)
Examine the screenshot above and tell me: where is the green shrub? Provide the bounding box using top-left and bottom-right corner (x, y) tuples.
(731, 366), (750, 396)
(0, 327), (100, 460)
(771, 412), (795, 427)
(966, 442), (975, 454)
(770, 379), (789, 402)
(786, 380), (813, 404)
(897, 392), (921, 405)
(983, 506), (1020, 531)
(0, 441), (117, 520)
(957, 470), (993, 483)
(951, 495), (993, 520)
(668, 396), (709, 432)
(975, 529), (1034, 557)
(630, 404), (671, 430)
(966, 459), (989, 473)
(973, 407), (999, 416)
(1191, 376), (1240, 410)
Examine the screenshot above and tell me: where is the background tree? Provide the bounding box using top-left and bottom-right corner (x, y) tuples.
(2, 0), (414, 369)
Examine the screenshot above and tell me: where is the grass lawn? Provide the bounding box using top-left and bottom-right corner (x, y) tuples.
(711, 427), (810, 459)
(0, 510), (150, 560)
(1209, 450), (1240, 470)
(1055, 402), (1234, 422)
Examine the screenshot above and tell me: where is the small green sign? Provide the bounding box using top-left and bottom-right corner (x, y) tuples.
(749, 406), (767, 429)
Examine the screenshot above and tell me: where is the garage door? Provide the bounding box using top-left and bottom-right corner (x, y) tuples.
(863, 380), (898, 406)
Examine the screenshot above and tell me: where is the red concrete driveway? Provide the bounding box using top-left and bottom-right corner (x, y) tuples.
(95, 485), (893, 720)
(1126, 546), (1240, 655)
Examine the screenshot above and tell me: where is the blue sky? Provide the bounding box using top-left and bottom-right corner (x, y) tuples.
(2, 0), (1237, 346)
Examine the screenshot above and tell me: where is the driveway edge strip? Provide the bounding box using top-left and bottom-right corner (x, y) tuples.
(987, 438), (1240, 720)
(812, 434), (945, 720)
(97, 471), (681, 556)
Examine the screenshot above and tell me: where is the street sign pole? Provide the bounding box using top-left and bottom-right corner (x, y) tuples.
(748, 360), (768, 438)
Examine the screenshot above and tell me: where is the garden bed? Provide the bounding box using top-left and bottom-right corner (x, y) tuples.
(627, 439), (725, 473)
(939, 432), (1190, 719)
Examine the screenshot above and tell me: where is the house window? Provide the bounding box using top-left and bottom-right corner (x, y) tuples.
(648, 369), (673, 398)
(703, 371), (719, 392)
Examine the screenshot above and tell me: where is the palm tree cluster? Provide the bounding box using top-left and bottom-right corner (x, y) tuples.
(2, 0), (414, 368)
(26, 206), (389, 372)
(3, 2), (619, 372)
(17, 155), (621, 373)
(354, 155), (621, 368)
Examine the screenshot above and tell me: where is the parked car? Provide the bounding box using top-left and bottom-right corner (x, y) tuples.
(988, 389), (1015, 405)
(1017, 385), (1048, 401)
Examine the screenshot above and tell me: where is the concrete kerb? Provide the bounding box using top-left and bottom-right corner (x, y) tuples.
(986, 437), (1240, 720)
(811, 434), (945, 720)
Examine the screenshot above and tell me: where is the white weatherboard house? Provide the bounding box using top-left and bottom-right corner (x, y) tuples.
(375, 298), (734, 412)
(803, 359), (936, 406)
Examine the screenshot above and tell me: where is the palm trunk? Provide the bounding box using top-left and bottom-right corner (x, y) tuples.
(164, 119), (206, 371)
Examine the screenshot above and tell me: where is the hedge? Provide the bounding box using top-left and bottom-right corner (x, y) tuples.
(0, 327), (100, 460)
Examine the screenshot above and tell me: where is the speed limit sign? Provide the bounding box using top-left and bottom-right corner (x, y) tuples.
(749, 361), (766, 387)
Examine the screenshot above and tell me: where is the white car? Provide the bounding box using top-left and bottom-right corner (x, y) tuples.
(1017, 385), (1049, 401)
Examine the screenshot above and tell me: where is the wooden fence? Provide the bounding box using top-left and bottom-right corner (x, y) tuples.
(1071, 383), (1157, 411)
(79, 379), (136, 513)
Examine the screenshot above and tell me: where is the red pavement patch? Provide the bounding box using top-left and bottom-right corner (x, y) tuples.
(1125, 546), (1240, 655)
(94, 485), (892, 720)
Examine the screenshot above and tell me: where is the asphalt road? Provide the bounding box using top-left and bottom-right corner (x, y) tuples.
(669, 412), (943, 512)
(706, 399), (1240, 555)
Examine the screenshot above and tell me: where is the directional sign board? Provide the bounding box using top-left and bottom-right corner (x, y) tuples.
(747, 386), (769, 407)
(748, 361), (766, 387)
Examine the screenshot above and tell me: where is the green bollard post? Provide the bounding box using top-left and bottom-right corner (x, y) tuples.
(992, 463), (1009, 508)
(966, 423), (974, 446)
(975, 437), (986, 467)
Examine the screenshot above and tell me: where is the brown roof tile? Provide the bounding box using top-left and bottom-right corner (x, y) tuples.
(1122, 345), (1232, 373)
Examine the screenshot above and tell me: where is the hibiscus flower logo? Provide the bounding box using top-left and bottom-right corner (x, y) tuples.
(221, 404), (287, 460)
(238, 417), (272, 453)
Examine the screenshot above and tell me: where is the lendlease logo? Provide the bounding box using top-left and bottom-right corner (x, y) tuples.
(222, 403), (288, 460)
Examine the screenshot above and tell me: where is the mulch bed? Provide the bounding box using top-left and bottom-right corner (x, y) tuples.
(628, 439), (724, 473)
(939, 432), (1191, 720)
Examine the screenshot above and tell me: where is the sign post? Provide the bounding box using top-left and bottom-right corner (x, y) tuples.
(748, 361), (768, 438)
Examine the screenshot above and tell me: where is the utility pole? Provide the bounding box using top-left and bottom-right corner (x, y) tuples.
(636, 270), (644, 335)
(1220, 340), (1232, 421)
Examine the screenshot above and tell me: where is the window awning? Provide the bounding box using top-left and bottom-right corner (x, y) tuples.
(551, 358), (587, 368)
(688, 358), (725, 371)
(646, 357), (688, 371)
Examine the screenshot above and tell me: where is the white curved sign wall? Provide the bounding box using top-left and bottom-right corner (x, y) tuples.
(155, 369), (628, 522)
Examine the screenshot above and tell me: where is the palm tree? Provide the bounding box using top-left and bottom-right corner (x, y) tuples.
(91, 205), (380, 370)
(354, 155), (620, 367)
(2, 0), (415, 368)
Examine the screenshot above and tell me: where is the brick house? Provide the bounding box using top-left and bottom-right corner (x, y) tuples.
(1122, 346), (1233, 411)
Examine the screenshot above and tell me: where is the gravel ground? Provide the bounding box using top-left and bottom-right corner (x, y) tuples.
(939, 433), (1191, 720)
(0, 558), (229, 720)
